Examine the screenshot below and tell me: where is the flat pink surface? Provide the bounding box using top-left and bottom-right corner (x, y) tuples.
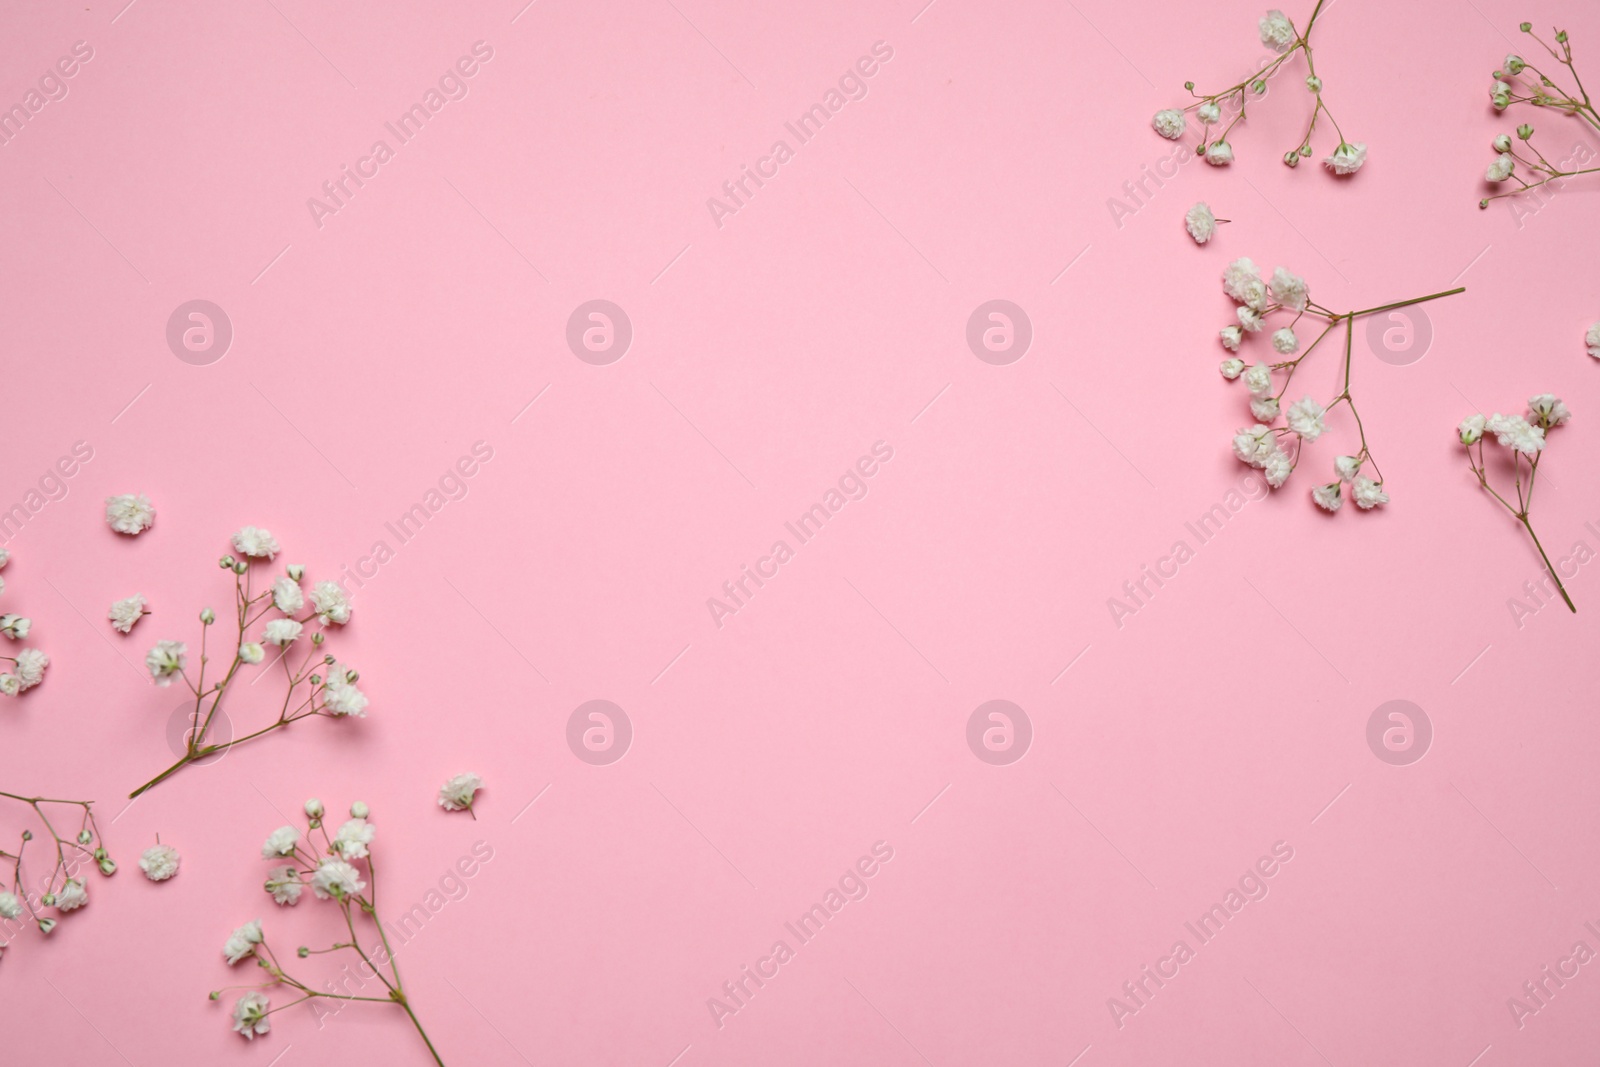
(2, 0), (1599, 1064)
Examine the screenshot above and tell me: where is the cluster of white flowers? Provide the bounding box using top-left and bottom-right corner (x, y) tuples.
(214, 799), (446, 1058)
(0, 552), (49, 699)
(1479, 26), (1600, 208)
(132, 528), (367, 798)
(1460, 393), (1576, 610)
(1152, 6), (1365, 175)
(438, 772), (484, 813)
(105, 492), (155, 536)
(1212, 255), (1463, 512)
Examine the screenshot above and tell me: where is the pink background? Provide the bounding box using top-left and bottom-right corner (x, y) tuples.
(2, 0), (1599, 1064)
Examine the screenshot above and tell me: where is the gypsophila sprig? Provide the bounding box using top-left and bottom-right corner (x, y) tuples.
(0, 793), (112, 958)
(1215, 257), (1464, 508)
(1460, 395), (1576, 612)
(213, 800), (447, 1065)
(1152, 2), (1364, 175)
(1479, 22), (1600, 208)
(129, 528), (366, 798)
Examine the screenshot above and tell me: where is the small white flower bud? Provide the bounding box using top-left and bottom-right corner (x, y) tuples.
(1305, 75), (1322, 92)
(77, 830), (92, 844)
(304, 798), (324, 818)
(350, 801), (369, 818)
(286, 564), (305, 582)
(200, 608), (215, 625)
(1517, 123), (1534, 139)
(1493, 133), (1513, 152)
(239, 642), (265, 665)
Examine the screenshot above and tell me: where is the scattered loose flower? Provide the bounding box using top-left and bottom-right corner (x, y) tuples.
(105, 493), (155, 536)
(138, 841), (181, 882)
(1461, 392), (1576, 612)
(1184, 201), (1226, 243)
(108, 594), (150, 634)
(438, 773), (484, 815)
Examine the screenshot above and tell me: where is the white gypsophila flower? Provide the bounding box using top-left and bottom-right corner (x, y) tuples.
(1250, 396), (1281, 422)
(1312, 482), (1343, 511)
(108, 594), (148, 634)
(271, 576), (304, 615)
(261, 825), (299, 859)
(262, 619), (302, 647)
(145, 640), (186, 686)
(310, 858), (366, 900)
(1185, 202), (1217, 243)
(310, 581), (351, 625)
(1220, 325), (1243, 352)
(1259, 9), (1297, 53)
(1352, 476), (1389, 509)
(239, 642), (265, 665)
(223, 919), (263, 964)
(1459, 414), (1487, 444)
(1222, 257), (1261, 303)
(304, 798), (324, 818)
(321, 665), (369, 718)
(105, 493), (155, 536)
(1323, 142), (1367, 175)
(350, 801), (370, 819)
(1205, 141), (1234, 166)
(231, 526), (279, 559)
(439, 772), (484, 812)
(1487, 413), (1545, 454)
(1334, 455), (1361, 482)
(1271, 327), (1299, 354)
(1220, 358), (1246, 379)
(1527, 393), (1571, 427)
(1493, 133), (1513, 153)
(1232, 424), (1276, 467)
(1152, 108), (1187, 139)
(0, 674), (19, 697)
(232, 992), (270, 1041)
(1238, 306), (1264, 332)
(1198, 101), (1221, 124)
(1286, 397), (1328, 441)
(332, 818), (376, 860)
(265, 865), (303, 906)
(138, 843), (180, 882)
(0, 891), (21, 919)
(0, 615), (30, 641)
(1486, 153), (1514, 182)
(1263, 448), (1292, 488)
(0, 548), (8, 569)
(15, 649), (48, 691)
(1587, 322), (1600, 359)
(55, 878), (87, 912)
(1244, 363), (1274, 397)
(1269, 267), (1309, 311)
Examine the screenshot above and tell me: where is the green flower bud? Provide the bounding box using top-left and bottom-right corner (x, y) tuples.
(298, 946), (310, 958)
(77, 830), (92, 845)
(1517, 123), (1534, 139)
(219, 555), (236, 569)
(1520, 22), (1532, 32)
(1305, 75), (1322, 92)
